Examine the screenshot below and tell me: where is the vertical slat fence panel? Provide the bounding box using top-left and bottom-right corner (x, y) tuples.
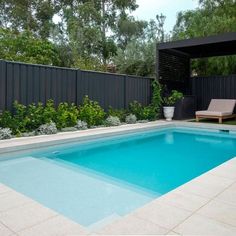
(0, 60), (152, 111)
(191, 75), (236, 110)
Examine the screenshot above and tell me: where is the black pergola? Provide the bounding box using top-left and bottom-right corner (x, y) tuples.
(156, 32), (236, 94)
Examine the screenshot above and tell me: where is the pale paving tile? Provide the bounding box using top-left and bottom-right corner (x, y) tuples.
(18, 215), (89, 236)
(0, 222), (15, 236)
(208, 161), (236, 180)
(97, 214), (169, 235)
(197, 199), (236, 227)
(157, 189), (209, 212)
(178, 173), (234, 198)
(133, 201), (192, 230)
(173, 214), (236, 236)
(0, 190), (34, 212)
(166, 231), (180, 235)
(216, 183), (236, 206)
(0, 184), (12, 195)
(0, 202), (57, 232)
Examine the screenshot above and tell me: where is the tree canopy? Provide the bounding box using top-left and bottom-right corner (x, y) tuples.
(173, 0), (236, 76)
(0, 0), (235, 76)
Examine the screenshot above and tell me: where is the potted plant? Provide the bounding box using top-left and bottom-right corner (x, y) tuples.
(163, 90), (183, 121)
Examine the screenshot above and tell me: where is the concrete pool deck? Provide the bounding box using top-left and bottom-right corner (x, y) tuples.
(0, 121), (236, 235)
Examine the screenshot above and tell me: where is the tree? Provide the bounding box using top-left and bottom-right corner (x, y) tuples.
(61, 0), (138, 66)
(172, 0), (236, 76)
(115, 16), (147, 49)
(0, 28), (59, 65)
(113, 14), (168, 76)
(0, 0), (58, 39)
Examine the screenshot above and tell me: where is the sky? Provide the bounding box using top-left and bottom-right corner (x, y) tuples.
(132, 0), (199, 32)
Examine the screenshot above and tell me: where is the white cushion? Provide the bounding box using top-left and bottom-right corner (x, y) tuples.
(208, 99), (236, 113)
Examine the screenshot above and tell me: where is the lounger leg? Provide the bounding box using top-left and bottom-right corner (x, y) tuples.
(219, 117), (222, 124)
(196, 116), (199, 122)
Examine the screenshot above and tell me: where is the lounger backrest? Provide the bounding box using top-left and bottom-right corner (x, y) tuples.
(208, 99), (236, 113)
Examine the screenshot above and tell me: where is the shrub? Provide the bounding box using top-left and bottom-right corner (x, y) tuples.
(142, 105), (157, 120)
(163, 90), (183, 106)
(151, 79), (162, 118)
(129, 101), (144, 120)
(56, 102), (79, 129)
(125, 114), (137, 124)
(0, 111), (15, 131)
(37, 122), (57, 135)
(0, 101), (57, 135)
(105, 116), (121, 126)
(13, 101), (28, 134)
(129, 101), (157, 120)
(107, 107), (127, 122)
(0, 128), (12, 140)
(75, 120), (88, 130)
(78, 96), (105, 127)
(25, 103), (44, 131)
(42, 100), (57, 124)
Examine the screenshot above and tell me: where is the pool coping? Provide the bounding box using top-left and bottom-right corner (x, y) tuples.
(0, 120), (236, 235)
(1, 120), (236, 155)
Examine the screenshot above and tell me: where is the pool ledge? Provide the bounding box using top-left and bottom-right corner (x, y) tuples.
(0, 120), (171, 155)
(1, 120), (236, 155)
(0, 157), (236, 235)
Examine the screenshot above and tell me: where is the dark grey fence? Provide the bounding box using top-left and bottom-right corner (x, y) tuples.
(191, 75), (236, 110)
(0, 60), (153, 111)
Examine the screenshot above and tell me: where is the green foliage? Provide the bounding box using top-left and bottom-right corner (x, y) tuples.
(25, 103), (45, 131)
(75, 120), (88, 130)
(129, 101), (144, 120)
(113, 15), (168, 77)
(105, 116), (121, 127)
(0, 0), (57, 39)
(107, 107), (127, 122)
(78, 96), (105, 127)
(43, 100), (57, 124)
(72, 56), (106, 72)
(163, 90), (183, 106)
(142, 106), (158, 121)
(0, 29), (59, 65)
(173, 0), (236, 76)
(0, 128), (12, 140)
(127, 80), (162, 120)
(0, 111), (15, 132)
(37, 122), (57, 135)
(0, 100), (77, 134)
(0, 101), (54, 135)
(125, 114), (137, 124)
(56, 103), (79, 129)
(0, 1), (168, 75)
(62, 0), (138, 65)
(128, 101), (157, 121)
(12, 101), (28, 134)
(151, 79), (162, 118)
(113, 40), (156, 77)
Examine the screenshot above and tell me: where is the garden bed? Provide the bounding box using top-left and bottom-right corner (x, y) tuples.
(0, 96), (161, 140)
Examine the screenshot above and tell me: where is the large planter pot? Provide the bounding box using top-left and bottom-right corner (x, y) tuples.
(163, 106), (175, 121)
(174, 96), (197, 120)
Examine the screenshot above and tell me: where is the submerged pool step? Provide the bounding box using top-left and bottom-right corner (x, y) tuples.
(87, 213), (122, 231)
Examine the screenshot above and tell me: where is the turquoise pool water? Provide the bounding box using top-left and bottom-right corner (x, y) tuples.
(0, 127), (236, 227)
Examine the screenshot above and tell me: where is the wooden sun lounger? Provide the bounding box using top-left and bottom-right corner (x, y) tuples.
(196, 99), (236, 124)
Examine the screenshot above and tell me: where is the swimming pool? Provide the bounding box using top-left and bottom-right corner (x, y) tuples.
(0, 127), (235, 228)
